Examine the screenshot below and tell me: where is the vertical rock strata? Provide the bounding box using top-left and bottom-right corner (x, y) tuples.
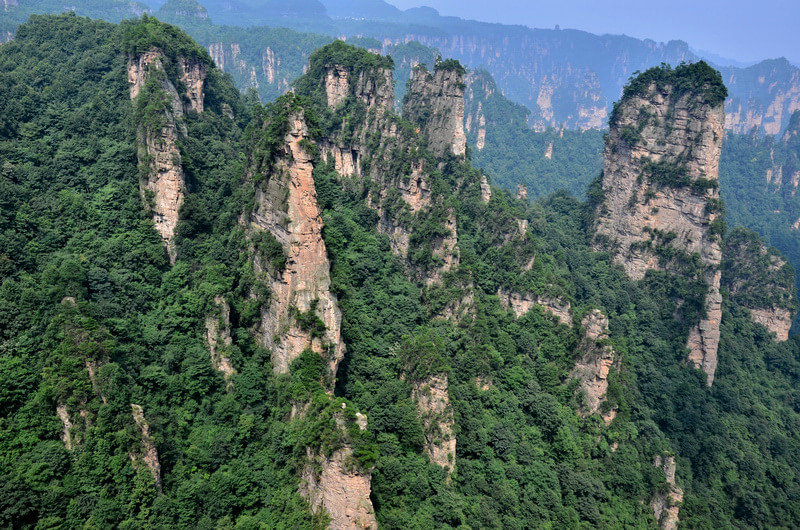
(128, 49), (206, 263)
(130, 404), (163, 492)
(404, 63), (467, 158)
(412, 374), (456, 474)
(594, 63), (726, 385)
(651, 455), (683, 530)
(205, 296), (236, 384)
(570, 310), (619, 425)
(244, 104), (374, 527)
(246, 113), (344, 377)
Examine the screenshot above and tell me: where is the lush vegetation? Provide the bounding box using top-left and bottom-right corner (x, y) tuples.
(611, 62), (728, 126)
(2, 14), (800, 530)
(465, 70), (604, 199)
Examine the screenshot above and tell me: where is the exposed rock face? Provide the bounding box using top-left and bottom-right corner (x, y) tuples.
(130, 404), (162, 492)
(128, 49), (207, 263)
(723, 228), (797, 341)
(424, 211), (460, 286)
(205, 296), (236, 383)
(208, 42), (263, 91)
(544, 142), (554, 160)
(651, 455), (683, 530)
(404, 64), (467, 157)
(480, 175), (492, 203)
(723, 59), (800, 135)
(516, 184), (528, 201)
(57, 404), (74, 451)
(411, 374), (456, 474)
(570, 310), (618, 425)
(246, 112), (344, 377)
(301, 446), (378, 530)
(179, 57), (206, 112)
(326, 64), (351, 108)
(325, 62), (394, 112)
(498, 288), (572, 326)
(594, 64), (726, 385)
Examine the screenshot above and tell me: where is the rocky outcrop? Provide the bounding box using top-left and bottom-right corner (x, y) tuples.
(480, 175), (492, 203)
(411, 374), (456, 474)
(2, 0), (17, 11)
(128, 48), (208, 263)
(498, 288), (573, 326)
(424, 211), (460, 286)
(208, 42), (262, 91)
(404, 63), (467, 158)
(301, 445), (378, 529)
(594, 63), (726, 385)
(179, 57), (206, 113)
(651, 455), (683, 530)
(570, 310), (618, 425)
(246, 111), (344, 377)
(516, 184), (528, 201)
(57, 404), (75, 451)
(723, 228), (797, 341)
(205, 296), (236, 383)
(324, 60), (394, 112)
(130, 404), (162, 492)
(544, 142), (554, 160)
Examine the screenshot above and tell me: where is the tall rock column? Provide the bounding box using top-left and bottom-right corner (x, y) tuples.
(129, 48), (206, 263)
(245, 110), (345, 377)
(594, 63), (727, 385)
(403, 61), (467, 158)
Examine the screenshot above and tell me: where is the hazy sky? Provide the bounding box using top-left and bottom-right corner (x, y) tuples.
(390, 0), (800, 64)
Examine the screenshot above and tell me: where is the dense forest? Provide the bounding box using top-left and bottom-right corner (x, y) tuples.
(1, 13), (800, 530)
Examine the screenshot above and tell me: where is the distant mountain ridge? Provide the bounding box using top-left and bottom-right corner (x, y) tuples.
(2, 0), (799, 134)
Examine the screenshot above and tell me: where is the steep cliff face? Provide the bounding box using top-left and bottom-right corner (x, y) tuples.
(498, 288), (573, 326)
(129, 47), (206, 262)
(130, 404), (163, 492)
(570, 310), (619, 425)
(207, 42), (264, 92)
(651, 455), (683, 530)
(411, 374), (456, 474)
(723, 59), (800, 135)
(205, 296), (236, 383)
(301, 444), (378, 529)
(404, 63), (467, 158)
(245, 111), (344, 377)
(594, 63), (726, 385)
(723, 228), (797, 341)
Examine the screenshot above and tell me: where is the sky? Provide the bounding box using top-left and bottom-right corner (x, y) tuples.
(389, 0), (800, 65)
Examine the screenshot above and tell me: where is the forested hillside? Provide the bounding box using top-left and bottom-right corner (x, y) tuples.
(2, 0), (800, 135)
(1, 14), (800, 529)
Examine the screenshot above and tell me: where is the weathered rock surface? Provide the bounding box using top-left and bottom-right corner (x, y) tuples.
(130, 404), (162, 491)
(594, 65), (725, 385)
(404, 64), (467, 157)
(651, 455), (683, 530)
(498, 288), (572, 326)
(301, 446), (378, 530)
(246, 112), (345, 377)
(205, 296), (236, 383)
(411, 374), (456, 474)
(570, 310), (618, 424)
(128, 48), (207, 263)
(480, 175), (492, 203)
(57, 404), (74, 451)
(723, 228), (797, 341)
(208, 42), (262, 91)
